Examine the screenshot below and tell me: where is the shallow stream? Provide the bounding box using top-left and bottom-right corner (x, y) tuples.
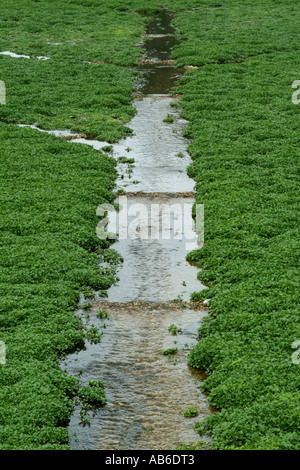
(61, 9), (211, 450)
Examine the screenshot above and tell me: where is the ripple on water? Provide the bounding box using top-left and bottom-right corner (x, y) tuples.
(62, 304), (211, 450)
(104, 194), (205, 303)
(60, 9), (211, 450)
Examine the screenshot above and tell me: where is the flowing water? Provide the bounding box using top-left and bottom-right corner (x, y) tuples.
(61, 9), (212, 450)
(104, 194), (203, 303)
(63, 302), (210, 450)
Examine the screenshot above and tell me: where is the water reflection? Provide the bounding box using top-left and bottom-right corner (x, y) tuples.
(105, 195), (205, 303)
(63, 304), (211, 450)
(63, 8), (211, 451)
(135, 9), (184, 95)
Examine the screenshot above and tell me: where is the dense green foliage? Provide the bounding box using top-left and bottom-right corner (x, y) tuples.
(0, 0), (160, 65)
(0, 123), (118, 449)
(0, 57), (138, 142)
(0, 0), (161, 142)
(183, 407), (198, 418)
(168, 0), (300, 67)
(158, 0), (300, 450)
(0, 0), (161, 450)
(1, 0), (300, 451)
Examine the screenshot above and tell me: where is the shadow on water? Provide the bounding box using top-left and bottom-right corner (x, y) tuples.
(135, 9), (185, 95)
(62, 8), (212, 451)
(146, 9), (177, 37)
(144, 8), (178, 59)
(135, 64), (184, 95)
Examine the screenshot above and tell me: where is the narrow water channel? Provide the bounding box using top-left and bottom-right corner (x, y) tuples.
(63, 303), (210, 450)
(61, 9), (211, 450)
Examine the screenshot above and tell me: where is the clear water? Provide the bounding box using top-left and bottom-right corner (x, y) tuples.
(61, 9), (211, 451)
(62, 303), (211, 450)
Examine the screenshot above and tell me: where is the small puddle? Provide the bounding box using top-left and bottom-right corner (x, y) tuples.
(58, 8), (211, 450)
(0, 51), (50, 60)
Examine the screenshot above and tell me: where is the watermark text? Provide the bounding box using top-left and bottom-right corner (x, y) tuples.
(0, 81), (5, 104)
(96, 196), (204, 251)
(0, 341), (6, 364)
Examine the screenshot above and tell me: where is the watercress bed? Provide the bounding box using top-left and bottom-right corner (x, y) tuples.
(159, 0), (300, 450)
(0, 0), (158, 450)
(0, 0), (299, 451)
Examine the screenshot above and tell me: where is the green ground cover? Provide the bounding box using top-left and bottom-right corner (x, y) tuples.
(0, 0), (162, 141)
(0, 0), (160, 450)
(0, 0), (160, 65)
(159, 0), (300, 450)
(1, 0), (300, 451)
(0, 57), (138, 142)
(0, 123), (118, 450)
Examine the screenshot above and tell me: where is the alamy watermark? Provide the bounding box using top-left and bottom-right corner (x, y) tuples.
(291, 340), (300, 365)
(96, 196), (204, 251)
(292, 80), (300, 104)
(0, 341), (6, 364)
(289, 85), (300, 364)
(0, 81), (6, 104)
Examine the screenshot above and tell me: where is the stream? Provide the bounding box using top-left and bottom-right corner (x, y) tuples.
(60, 9), (212, 451)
